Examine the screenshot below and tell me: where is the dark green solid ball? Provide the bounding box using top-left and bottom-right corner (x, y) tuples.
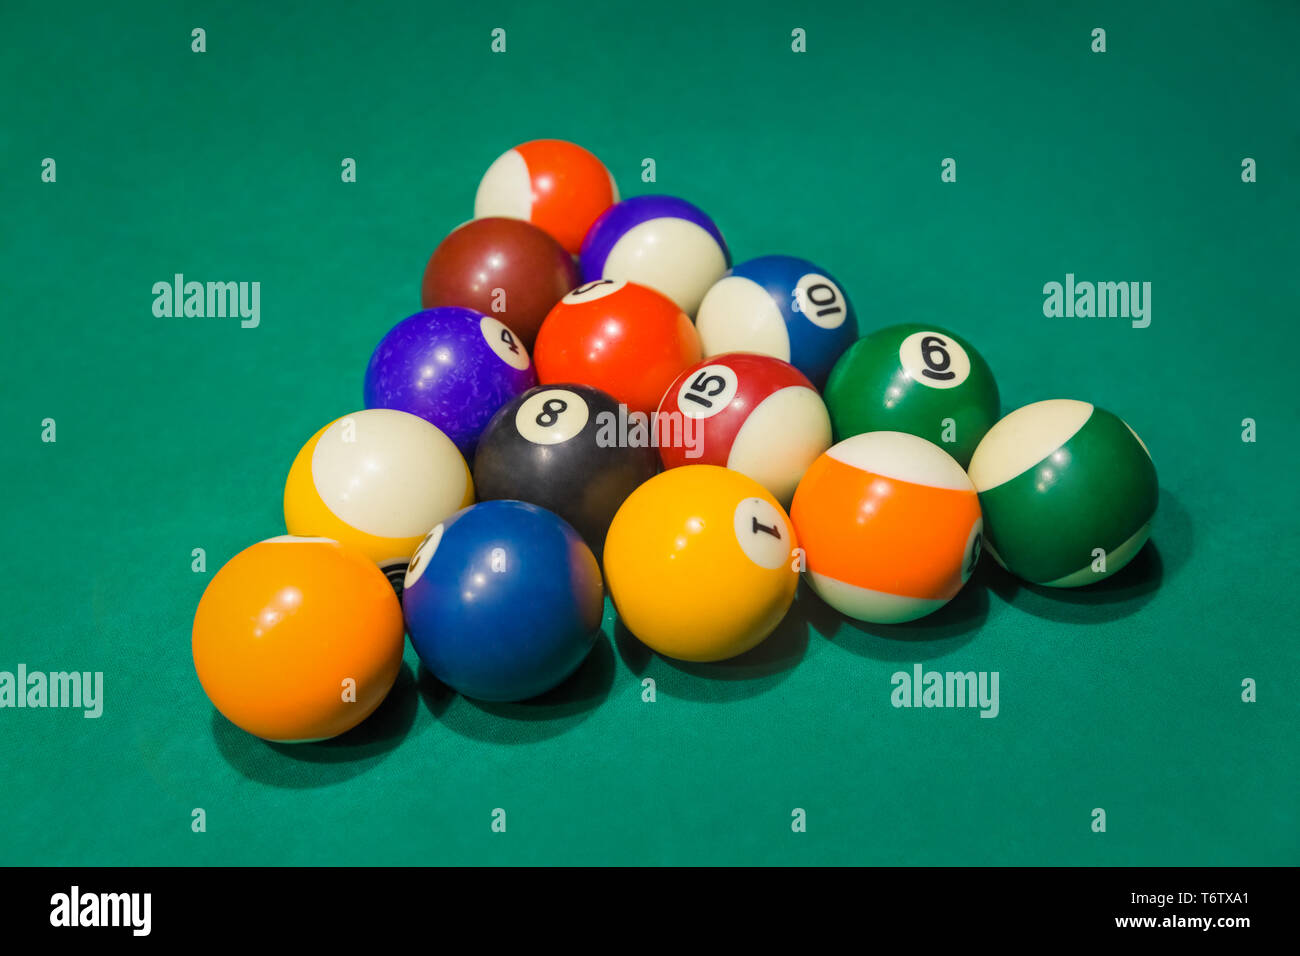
(823, 324), (1000, 467)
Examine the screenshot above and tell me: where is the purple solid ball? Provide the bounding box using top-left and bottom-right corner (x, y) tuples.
(363, 307), (538, 457)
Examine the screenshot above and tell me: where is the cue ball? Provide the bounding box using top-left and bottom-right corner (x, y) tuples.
(473, 384), (659, 556)
(791, 432), (983, 624)
(533, 279), (702, 415)
(421, 217), (579, 349)
(656, 352), (831, 505)
(967, 399), (1158, 587)
(604, 465), (798, 662)
(579, 194), (731, 316)
(696, 254), (858, 388)
(824, 323), (1000, 468)
(402, 500), (604, 702)
(283, 408), (474, 589)
(363, 306), (538, 457)
(474, 139), (619, 254)
(192, 535), (404, 742)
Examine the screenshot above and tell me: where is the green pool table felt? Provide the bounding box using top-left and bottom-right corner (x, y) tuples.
(1, 0), (1296, 866)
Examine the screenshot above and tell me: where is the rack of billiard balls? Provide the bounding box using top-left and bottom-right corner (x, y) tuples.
(193, 139), (1159, 744)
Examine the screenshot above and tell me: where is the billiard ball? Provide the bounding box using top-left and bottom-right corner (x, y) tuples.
(967, 399), (1157, 587)
(283, 408), (474, 589)
(656, 352), (831, 505)
(791, 432), (983, 623)
(579, 195), (730, 316)
(421, 218), (580, 349)
(695, 255), (858, 388)
(474, 139), (618, 254)
(533, 279), (702, 415)
(604, 465), (798, 662)
(363, 306), (538, 457)
(192, 536), (404, 742)
(473, 384), (659, 556)
(402, 500), (604, 701)
(823, 323), (1000, 468)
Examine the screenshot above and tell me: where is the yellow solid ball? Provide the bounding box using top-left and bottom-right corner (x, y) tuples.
(284, 409), (474, 583)
(604, 465), (798, 662)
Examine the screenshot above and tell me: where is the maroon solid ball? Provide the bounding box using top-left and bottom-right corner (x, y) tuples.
(422, 218), (580, 349)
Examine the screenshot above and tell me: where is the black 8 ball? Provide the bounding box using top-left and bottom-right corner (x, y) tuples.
(472, 384), (660, 558)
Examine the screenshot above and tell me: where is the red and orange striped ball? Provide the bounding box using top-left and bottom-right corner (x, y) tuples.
(473, 139), (618, 255)
(791, 432), (983, 623)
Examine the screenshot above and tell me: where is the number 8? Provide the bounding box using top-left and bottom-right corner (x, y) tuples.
(535, 398), (568, 427)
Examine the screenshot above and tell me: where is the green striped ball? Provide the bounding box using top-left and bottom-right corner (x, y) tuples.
(967, 400), (1157, 587)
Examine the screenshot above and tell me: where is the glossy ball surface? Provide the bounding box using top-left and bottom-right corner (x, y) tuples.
(579, 195), (730, 316)
(283, 408), (474, 587)
(604, 465), (798, 662)
(967, 400), (1157, 587)
(791, 432), (983, 624)
(363, 306), (538, 457)
(192, 536), (404, 742)
(656, 352), (830, 505)
(402, 501), (604, 701)
(533, 279), (702, 415)
(824, 323), (999, 468)
(696, 254), (858, 387)
(421, 218), (579, 350)
(474, 139), (618, 254)
(473, 384), (659, 557)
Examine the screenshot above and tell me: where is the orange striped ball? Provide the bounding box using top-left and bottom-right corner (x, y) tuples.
(791, 432), (982, 623)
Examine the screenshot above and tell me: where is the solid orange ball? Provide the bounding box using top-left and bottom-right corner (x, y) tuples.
(533, 279), (702, 415)
(192, 536), (405, 742)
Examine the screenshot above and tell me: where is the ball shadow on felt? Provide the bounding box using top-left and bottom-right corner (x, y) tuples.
(985, 488), (1189, 625)
(801, 573), (986, 663)
(212, 661), (419, 789)
(417, 629), (615, 744)
(621, 605), (810, 703)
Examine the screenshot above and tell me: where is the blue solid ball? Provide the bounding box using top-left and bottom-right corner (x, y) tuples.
(695, 255), (858, 388)
(401, 500), (604, 702)
(363, 306), (538, 458)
